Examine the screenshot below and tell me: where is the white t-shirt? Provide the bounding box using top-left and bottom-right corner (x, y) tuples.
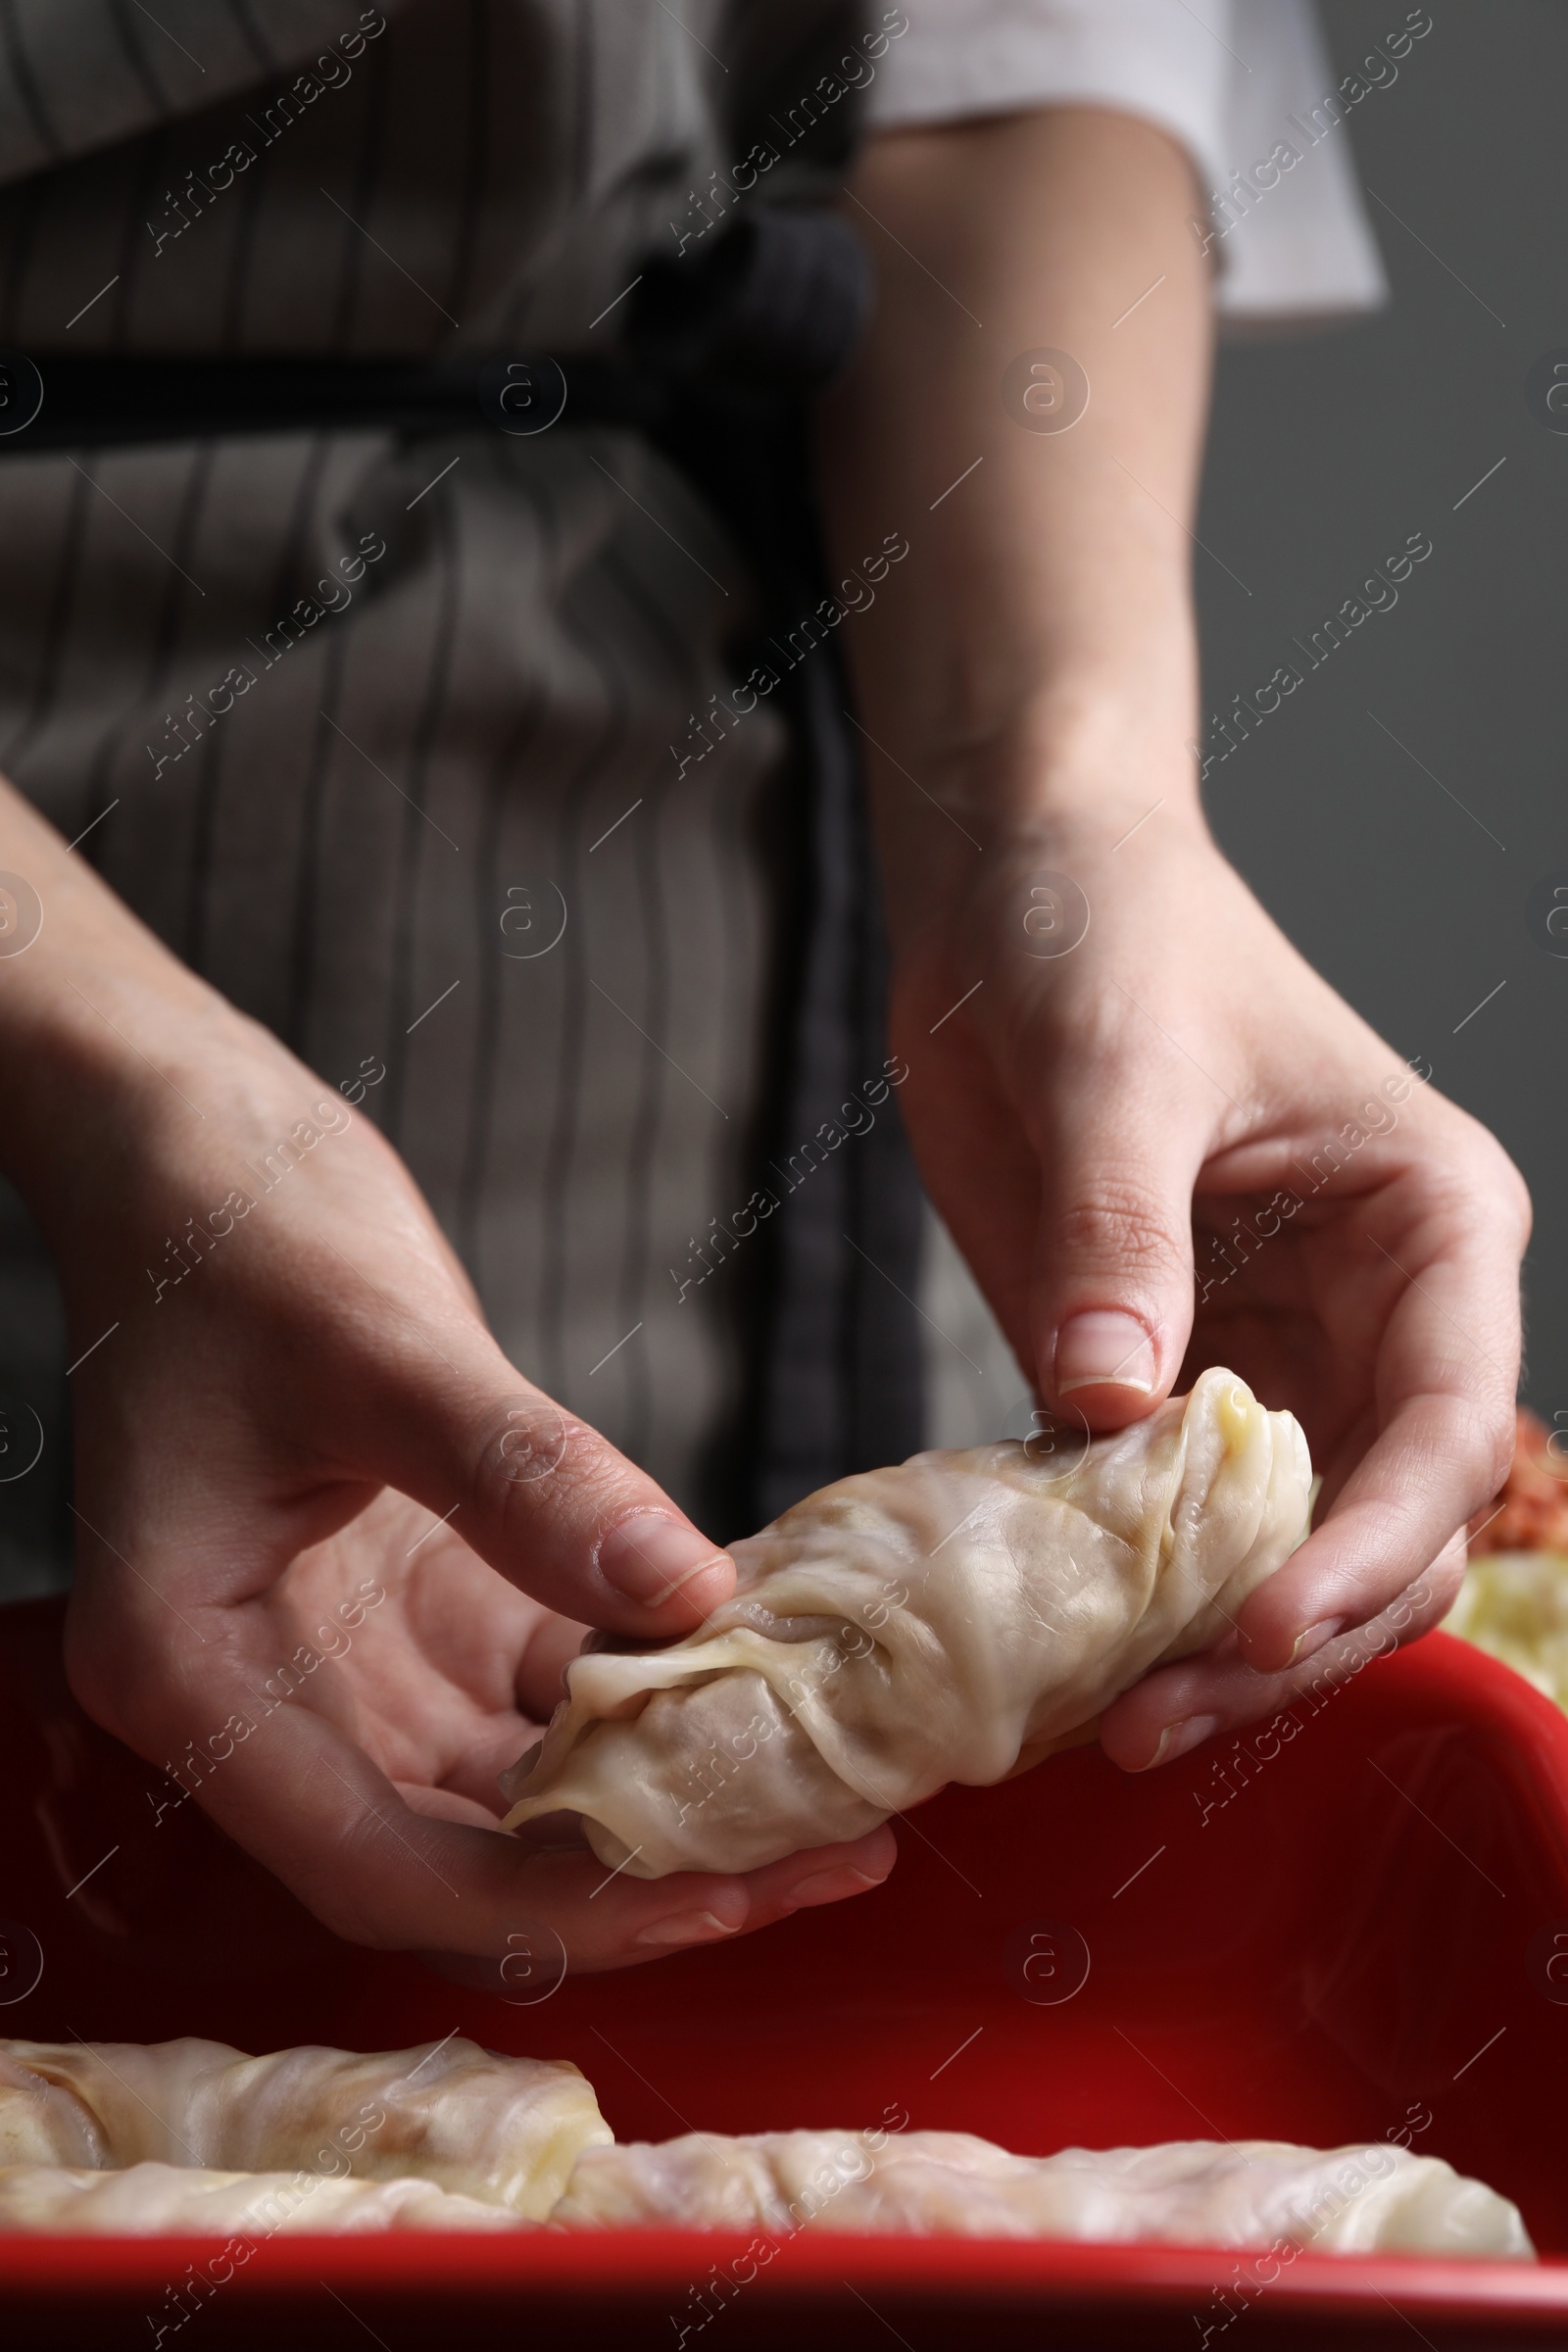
(869, 0), (1411, 326)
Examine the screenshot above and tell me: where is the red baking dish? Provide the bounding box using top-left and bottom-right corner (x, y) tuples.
(1, 1593), (1566, 2348)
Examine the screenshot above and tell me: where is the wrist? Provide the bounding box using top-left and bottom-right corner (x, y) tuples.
(871, 695), (1212, 950)
(4, 948), (321, 1276)
(0, 776), (327, 1243)
(964, 682), (1206, 837)
(930, 659), (1212, 832)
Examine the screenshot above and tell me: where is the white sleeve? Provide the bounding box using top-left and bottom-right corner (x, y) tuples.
(867, 0), (1390, 328)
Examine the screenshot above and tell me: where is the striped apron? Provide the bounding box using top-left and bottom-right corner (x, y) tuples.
(0, 0), (928, 1594)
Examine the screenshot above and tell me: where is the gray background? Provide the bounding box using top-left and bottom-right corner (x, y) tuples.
(1197, 0), (1567, 1427)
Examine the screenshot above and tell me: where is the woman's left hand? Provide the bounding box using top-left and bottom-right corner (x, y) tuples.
(891, 801), (1529, 1770)
(816, 103), (1527, 1771)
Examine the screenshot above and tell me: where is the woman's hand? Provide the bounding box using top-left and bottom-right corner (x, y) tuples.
(0, 781), (892, 1964)
(893, 802), (1528, 1767)
(817, 108), (1527, 1770)
(72, 1473), (892, 1971)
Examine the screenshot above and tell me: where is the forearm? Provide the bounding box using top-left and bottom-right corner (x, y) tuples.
(817, 107), (1214, 927)
(0, 775), (303, 1252)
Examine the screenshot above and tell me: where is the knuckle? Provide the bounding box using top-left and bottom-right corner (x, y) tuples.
(1428, 1115), (1533, 1247)
(291, 1872), (394, 1949)
(63, 1605), (165, 1746)
(1425, 1535), (1469, 1594)
(1489, 1149), (1534, 1245)
(1431, 1392), (1517, 1503)
(1417, 1410), (1511, 1522)
(61, 1631), (116, 1731)
(1047, 1178), (1189, 1276)
(297, 1823), (427, 1950)
(471, 1395), (589, 1519)
(1475, 1412), (1517, 1502)
(473, 1399), (666, 1583)
(1466, 1157), (1532, 1250)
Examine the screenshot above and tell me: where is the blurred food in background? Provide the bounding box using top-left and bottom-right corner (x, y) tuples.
(1448, 1409), (1568, 1706)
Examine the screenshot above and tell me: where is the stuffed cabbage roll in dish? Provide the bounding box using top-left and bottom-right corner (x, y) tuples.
(0, 2036), (1531, 2258)
(500, 1368), (1311, 1877)
(553, 2132), (1532, 2258)
(0, 2161), (522, 2234)
(0, 2135), (1527, 2254)
(0, 2037), (608, 2220)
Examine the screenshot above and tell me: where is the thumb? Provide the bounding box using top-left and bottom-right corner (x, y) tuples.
(338, 1322), (735, 1639)
(1031, 1107), (1202, 1431)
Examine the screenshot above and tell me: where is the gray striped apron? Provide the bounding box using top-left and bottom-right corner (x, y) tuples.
(0, 0), (924, 1595)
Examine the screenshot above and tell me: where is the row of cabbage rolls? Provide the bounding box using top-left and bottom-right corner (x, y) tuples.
(0, 2034), (1531, 2254)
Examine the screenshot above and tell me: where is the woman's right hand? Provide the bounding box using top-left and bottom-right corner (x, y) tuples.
(0, 780), (894, 1966)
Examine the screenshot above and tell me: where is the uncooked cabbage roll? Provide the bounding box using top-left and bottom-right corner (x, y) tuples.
(501, 1368), (1311, 1877)
(0, 2037), (608, 2220)
(0, 2162), (522, 2235)
(0, 2053), (105, 2171)
(554, 2132), (1532, 2258)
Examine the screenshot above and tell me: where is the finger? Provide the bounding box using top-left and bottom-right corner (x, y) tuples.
(1029, 1061), (1211, 1429)
(419, 1822), (900, 1988)
(94, 1617), (896, 1961)
(305, 1288), (735, 1637)
(1235, 1197), (1520, 1670)
(1099, 1537), (1466, 1773)
(185, 1672), (893, 1960)
(565, 1825), (902, 1976)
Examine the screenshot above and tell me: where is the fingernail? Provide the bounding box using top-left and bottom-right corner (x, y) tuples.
(1145, 1713), (1221, 1770)
(782, 1865), (887, 1910)
(1054, 1311), (1156, 1396)
(632, 1910), (736, 1949)
(1289, 1617), (1344, 1666)
(598, 1513), (727, 1607)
